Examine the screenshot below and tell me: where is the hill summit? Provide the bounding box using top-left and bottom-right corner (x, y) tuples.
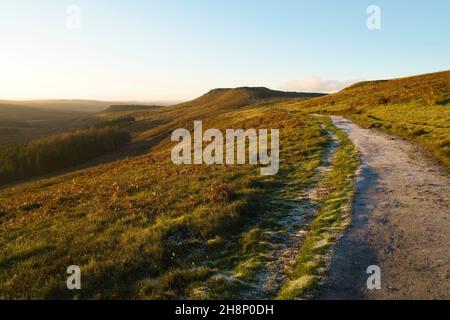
(176, 87), (326, 110)
(207, 87), (326, 100)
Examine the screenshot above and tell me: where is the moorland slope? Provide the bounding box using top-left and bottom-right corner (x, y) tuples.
(284, 70), (450, 165)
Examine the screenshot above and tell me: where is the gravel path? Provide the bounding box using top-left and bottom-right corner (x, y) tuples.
(320, 116), (450, 299)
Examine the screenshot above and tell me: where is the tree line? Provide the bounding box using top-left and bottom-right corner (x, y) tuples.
(0, 127), (131, 185)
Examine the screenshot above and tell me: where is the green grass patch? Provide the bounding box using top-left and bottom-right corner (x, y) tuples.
(277, 117), (359, 299)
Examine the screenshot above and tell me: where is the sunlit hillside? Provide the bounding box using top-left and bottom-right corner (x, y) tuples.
(0, 87), (357, 299)
(282, 70), (450, 165)
(0, 73), (448, 299)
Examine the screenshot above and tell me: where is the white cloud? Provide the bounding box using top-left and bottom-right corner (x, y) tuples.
(280, 76), (363, 93)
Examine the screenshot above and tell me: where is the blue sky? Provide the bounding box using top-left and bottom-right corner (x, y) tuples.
(0, 0), (449, 101)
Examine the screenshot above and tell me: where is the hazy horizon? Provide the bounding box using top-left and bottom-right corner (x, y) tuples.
(0, 98), (180, 104)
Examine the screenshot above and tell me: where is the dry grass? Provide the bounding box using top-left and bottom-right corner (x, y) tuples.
(0, 92), (329, 299)
(2, 70), (445, 299)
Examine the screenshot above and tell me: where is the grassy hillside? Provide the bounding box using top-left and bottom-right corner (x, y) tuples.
(1, 72), (446, 299)
(175, 87), (325, 110)
(0, 86), (357, 299)
(89, 87), (326, 156)
(282, 71), (450, 165)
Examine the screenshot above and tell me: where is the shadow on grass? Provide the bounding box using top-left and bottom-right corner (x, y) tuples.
(319, 162), (380, 300)
(0, 246), (54, 269)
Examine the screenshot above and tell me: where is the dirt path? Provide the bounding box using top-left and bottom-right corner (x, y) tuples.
(320, 116), (450, 300)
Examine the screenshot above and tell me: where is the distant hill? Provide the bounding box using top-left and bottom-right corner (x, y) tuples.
(0, 100), (112, 113)
(0, 100), (173, 113)
(174, 87), (326, 110)
(0, 103), (80, 121)
(0, 103), (96, 144)
(210, 87), (326, 100)
(103, 105), (161, 113)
